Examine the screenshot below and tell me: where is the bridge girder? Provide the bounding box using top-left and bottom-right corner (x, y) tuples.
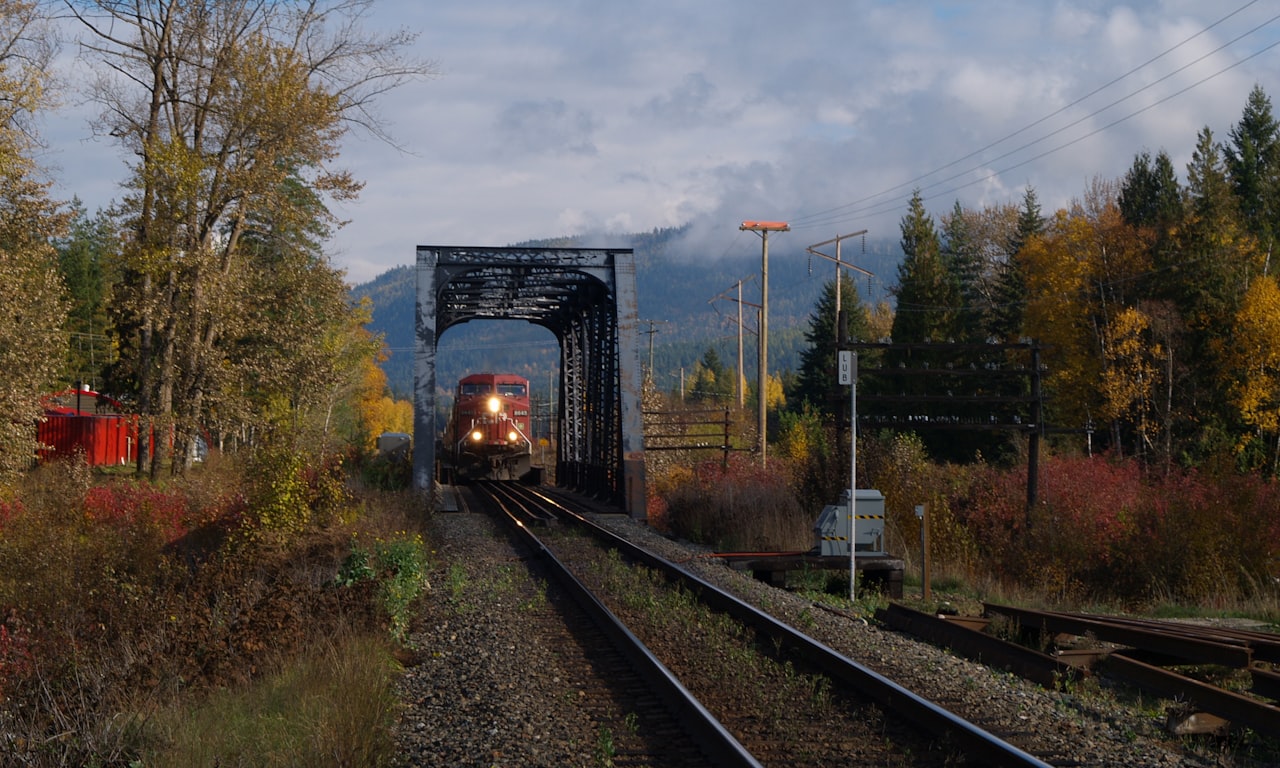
(413, 246), (647, 518)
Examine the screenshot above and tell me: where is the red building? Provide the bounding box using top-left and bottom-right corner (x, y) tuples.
(37, 388), (139, 466)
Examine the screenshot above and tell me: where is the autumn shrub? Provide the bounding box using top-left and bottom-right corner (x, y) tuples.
(776, 404), (847, 514)
(662, 453), (809, 551)
(354, 442), (414, 491)
(644, 457), (695, 534)
(244, 443), (312, 537)
(947, 452), (1280, 607)
(0, 461), (195, 764)
(858, 432), (980, 577)
(0, 452), (404, 767)
(304, 449), (354, 524)
(0, 496), (19, 528)
(243, 442), (353, 540)
(1111, 469), (1280, 605)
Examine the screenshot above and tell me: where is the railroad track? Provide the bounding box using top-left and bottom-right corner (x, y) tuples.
(470, 481), (1052, 767)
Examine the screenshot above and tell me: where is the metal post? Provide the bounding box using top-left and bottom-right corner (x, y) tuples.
(839, 349), (857, 602)
(917, 504), (931, 601)
(850, 351), (857, 602)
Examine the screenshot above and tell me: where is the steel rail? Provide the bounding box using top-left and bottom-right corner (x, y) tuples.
(984, 603), (1255, 667)
(474, 484), (764, 768)
(876, 602), (1088, 688)
(514, 485), (1053, 768)
(1057, 610), (1280, 664)
(1105, 651), (1280, 734)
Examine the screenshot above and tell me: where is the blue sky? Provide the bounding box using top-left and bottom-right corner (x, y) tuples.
(43, 0), (1280, 284)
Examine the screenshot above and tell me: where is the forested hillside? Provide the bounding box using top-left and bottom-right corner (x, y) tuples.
(352, 230), (901, 399)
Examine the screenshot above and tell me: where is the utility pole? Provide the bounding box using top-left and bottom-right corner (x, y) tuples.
(809, 230), (872, 490)
(806, 230), (870, 346)
(709, 276), (759, 409)
(640, 319), (668, 383)
(740, 220), (789, 466)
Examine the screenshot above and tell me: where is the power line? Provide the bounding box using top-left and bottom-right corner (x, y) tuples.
(787, 2), (1279, 232)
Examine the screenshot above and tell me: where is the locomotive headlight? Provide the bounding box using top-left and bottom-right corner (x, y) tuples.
(487, 396), (501, 413)
(470, 429), (483, 442)
(507, 430), (518, 442)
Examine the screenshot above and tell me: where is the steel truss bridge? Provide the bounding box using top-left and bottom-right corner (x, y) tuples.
(413, 245), (647, 518)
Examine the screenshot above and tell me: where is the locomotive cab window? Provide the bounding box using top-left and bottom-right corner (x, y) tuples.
(497, 383), (527, 398)
(460, 383), (492, 396)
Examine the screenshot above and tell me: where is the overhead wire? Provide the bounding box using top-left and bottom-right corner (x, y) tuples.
(785, 1), (1280, 234)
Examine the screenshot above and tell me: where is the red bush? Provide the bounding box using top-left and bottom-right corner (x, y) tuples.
(661, 454), (809, 551)
(84, 484), (192, 544)
(952, 453), (1280, 604)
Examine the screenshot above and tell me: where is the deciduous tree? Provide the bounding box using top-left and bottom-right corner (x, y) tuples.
(67, 0), (433, 475)
(0, 0), (68, 488)
(1227, 275), (1280, 470)
(1099, 306), (1159, 459)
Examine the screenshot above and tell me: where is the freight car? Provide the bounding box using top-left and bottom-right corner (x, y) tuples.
(442, 373), (534, 482)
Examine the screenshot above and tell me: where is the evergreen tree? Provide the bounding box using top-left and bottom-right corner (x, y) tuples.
(794, 273), (869, 418)
(986, 187), (1043, 342)
(55, 201), (119, 390)
(1225, 85), (1280, 259)
(940, 200), (986, 343)
(1119, 150), (1182, 230)
(890, 190), (959, 344)
(1181, 127), (1255, 325)
(1173, 126), (1261, 457)
(689, 346), (733, 403)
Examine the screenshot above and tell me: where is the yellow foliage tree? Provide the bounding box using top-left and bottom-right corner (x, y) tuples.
(765, 372), (786, 410)
(353, 355), (412, 451)
(1229, 275), (1280, 441)
(1099, 306), (1159, 455)
(1023, 180), (1154, 446)
(1021, 210), (1099, 429)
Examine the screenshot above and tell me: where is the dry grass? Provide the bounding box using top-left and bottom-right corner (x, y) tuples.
(660, 454), (810, 552)
(138, 630), (402, 768)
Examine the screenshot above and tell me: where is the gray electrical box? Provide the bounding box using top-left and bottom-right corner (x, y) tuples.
(376, 432), (412, 458)
(814, 489), (886, 556)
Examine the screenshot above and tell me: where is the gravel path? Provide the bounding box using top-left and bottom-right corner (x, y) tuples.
(393, 501), (1263, 767)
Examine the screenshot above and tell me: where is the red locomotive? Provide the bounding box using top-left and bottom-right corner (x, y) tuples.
(444, 373), (534, 481)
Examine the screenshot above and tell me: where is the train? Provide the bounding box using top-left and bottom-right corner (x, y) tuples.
(441, 372), (535, 482)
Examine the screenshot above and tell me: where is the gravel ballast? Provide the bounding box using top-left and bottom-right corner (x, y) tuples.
(393, 503), (1261, 767)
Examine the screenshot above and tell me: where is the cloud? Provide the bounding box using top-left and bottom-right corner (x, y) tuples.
(45, 0), (1280, 284)
(631, 72), (733, 129)
(494, 99), (599, 156)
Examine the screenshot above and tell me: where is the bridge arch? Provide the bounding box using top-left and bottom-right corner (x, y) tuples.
(413, 245), (647, 518)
